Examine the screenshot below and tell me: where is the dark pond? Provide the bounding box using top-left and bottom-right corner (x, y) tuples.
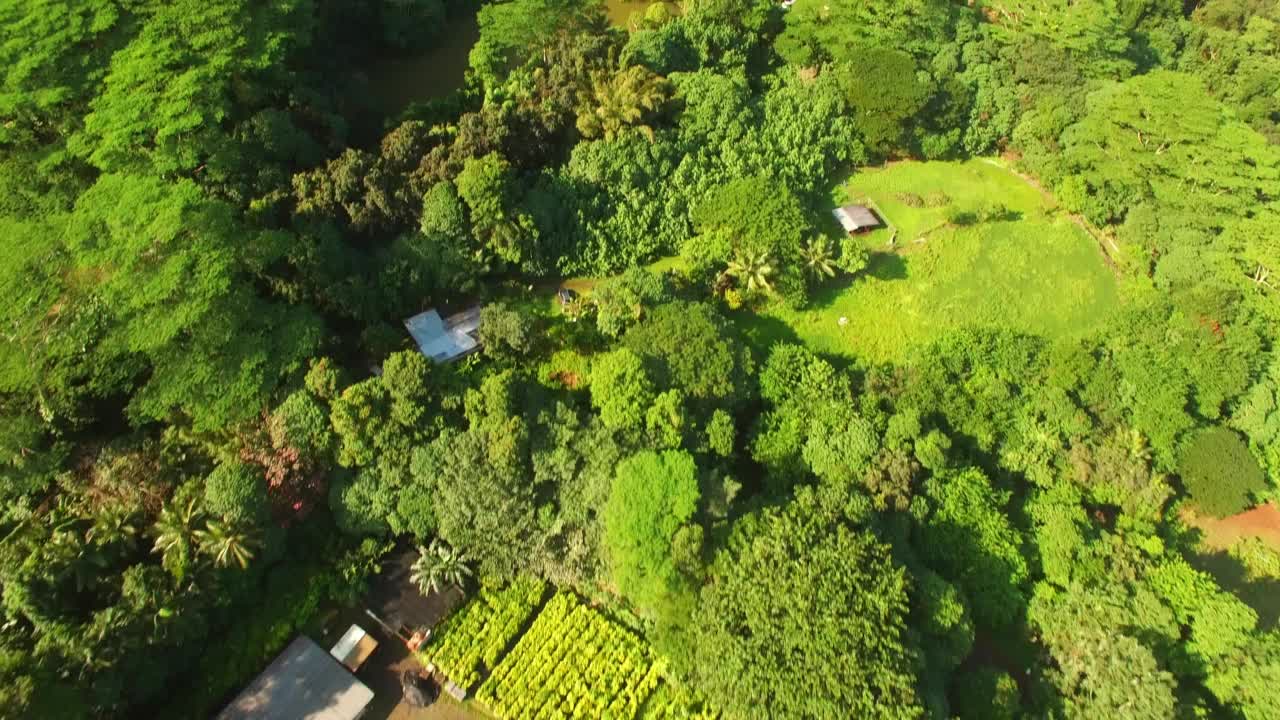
(363, 10), (481, 118)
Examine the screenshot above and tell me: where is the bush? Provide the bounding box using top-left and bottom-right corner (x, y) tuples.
(204, 461), (269, 524)
(952, 667), (1018, 720)
(1178, 427), (1266, 517)
(480, 303), (534, 360)
(923, 191), (951, 208)
(1230, 537), (1280, 580)
(944, 206), (978, 226)
(896, 192), (924, 207)
(975, 202), (1014, 223)
(838, 237), (869, 275)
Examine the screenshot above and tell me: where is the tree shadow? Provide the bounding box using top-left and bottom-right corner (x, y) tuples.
(866, 251), (908, 281)
(731, 311), (802, 358)
(800, 250), (909, 312)
(802, 276), (856, 311)
(1189, 549), (1280, 631)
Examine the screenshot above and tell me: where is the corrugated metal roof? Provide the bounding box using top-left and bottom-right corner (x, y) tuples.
(216, 636), (374, 720)
(833, 205), (881, 232)
(404, 306), (482, 363)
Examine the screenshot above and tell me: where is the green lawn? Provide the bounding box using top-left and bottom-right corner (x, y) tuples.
(735, 158), (1121, 364)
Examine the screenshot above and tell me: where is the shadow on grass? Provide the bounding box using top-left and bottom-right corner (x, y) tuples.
(1190, 550), (1280, 630)
(730, 310), (802, 357)
(798, 251), (908, 314)
(866, 251), (908, 281)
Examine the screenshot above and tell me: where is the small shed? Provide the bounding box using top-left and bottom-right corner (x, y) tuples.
(557, 288), (579, 307)
(329, 624), (379, 673)
(404, 305), (482, 363)
(833, 204), (882, 234)
(216, 636), (374, 720)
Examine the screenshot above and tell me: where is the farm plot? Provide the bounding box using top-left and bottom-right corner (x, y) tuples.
(422, 576), (548, 690)
(479, 592), (663, 720)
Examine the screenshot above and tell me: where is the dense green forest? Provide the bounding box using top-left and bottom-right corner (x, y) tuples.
(1, 0), (1279, 717)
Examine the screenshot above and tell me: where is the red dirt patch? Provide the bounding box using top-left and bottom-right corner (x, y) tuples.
(548, 370), (582, 389)
(1183, 502), (1280, 552)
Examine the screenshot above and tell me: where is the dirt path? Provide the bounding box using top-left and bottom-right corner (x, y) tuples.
(1184, 502), (1280, 552)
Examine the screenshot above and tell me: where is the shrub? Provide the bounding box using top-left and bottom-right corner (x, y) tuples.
(923, 191), (951, 207)
(944, 206), (977, 226)
(838, 237), (870, 275)
(204, 461), (269, 524)
(896, 192), (924, 207)
(1178, 427), (1266, 517)
(975, 202), (1014, 222)
(1230, 537), (1280, 580)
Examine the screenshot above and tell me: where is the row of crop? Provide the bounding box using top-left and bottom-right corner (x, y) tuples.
(422, 576), (547, 689)
(479, 592), (662, 720)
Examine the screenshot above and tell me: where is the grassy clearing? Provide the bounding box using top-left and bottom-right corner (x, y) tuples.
(735, 159), (1121, 364)
(550, 255), (687, 313)
(841, 158), (1052, 245)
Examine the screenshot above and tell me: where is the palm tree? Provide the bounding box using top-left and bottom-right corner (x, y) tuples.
(724, 249), (775, 293)
(576, 66), (671, 142)
(194, 520), (259, 570)
(87, 506), (138, 552)
(800, 237), (837, 279)
(410, 539), (473, 596)
(153, 498), (202, 582)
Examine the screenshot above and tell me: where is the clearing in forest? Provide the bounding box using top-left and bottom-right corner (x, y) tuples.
(736, 159), (1121, 364)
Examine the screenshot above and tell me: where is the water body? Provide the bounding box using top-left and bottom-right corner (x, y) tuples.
(363, 10), (480, 117)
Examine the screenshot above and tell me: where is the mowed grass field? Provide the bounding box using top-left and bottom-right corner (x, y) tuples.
(736, 159), (1122, 364)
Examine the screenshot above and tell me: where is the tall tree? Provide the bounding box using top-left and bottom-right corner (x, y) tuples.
(680, 484), (923, 719)
(63, 174), (320, 429)
(576, 65), (672, 141)
(602, 450), (701, 613)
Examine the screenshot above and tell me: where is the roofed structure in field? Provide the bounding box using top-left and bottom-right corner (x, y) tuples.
(833, 204), (882, 234)
(216, 635), (374, 720)
(404, 305), (482, 363)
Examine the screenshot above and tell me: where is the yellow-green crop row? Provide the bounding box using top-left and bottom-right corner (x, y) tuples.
(423, 576), (547, 690)
(479, 592), (662, 719)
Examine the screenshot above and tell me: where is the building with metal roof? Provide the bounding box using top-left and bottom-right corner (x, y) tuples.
(833, 204), (882, 234)
(216, 636), (374, 720)
(403, 305), (482, 363)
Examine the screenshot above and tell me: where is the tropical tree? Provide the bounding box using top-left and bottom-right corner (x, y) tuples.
(86, 506), (139, 553)
(410, 539), (474, 595)
(576, 65), (672, 141)
(152, 498), (203, 583)
(723, 249), (775, 293)
(800, 237), (837, 279)
(602, 450), (701, 613)
(193, 519), (259, 570)
(682, 484), (923, 719)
